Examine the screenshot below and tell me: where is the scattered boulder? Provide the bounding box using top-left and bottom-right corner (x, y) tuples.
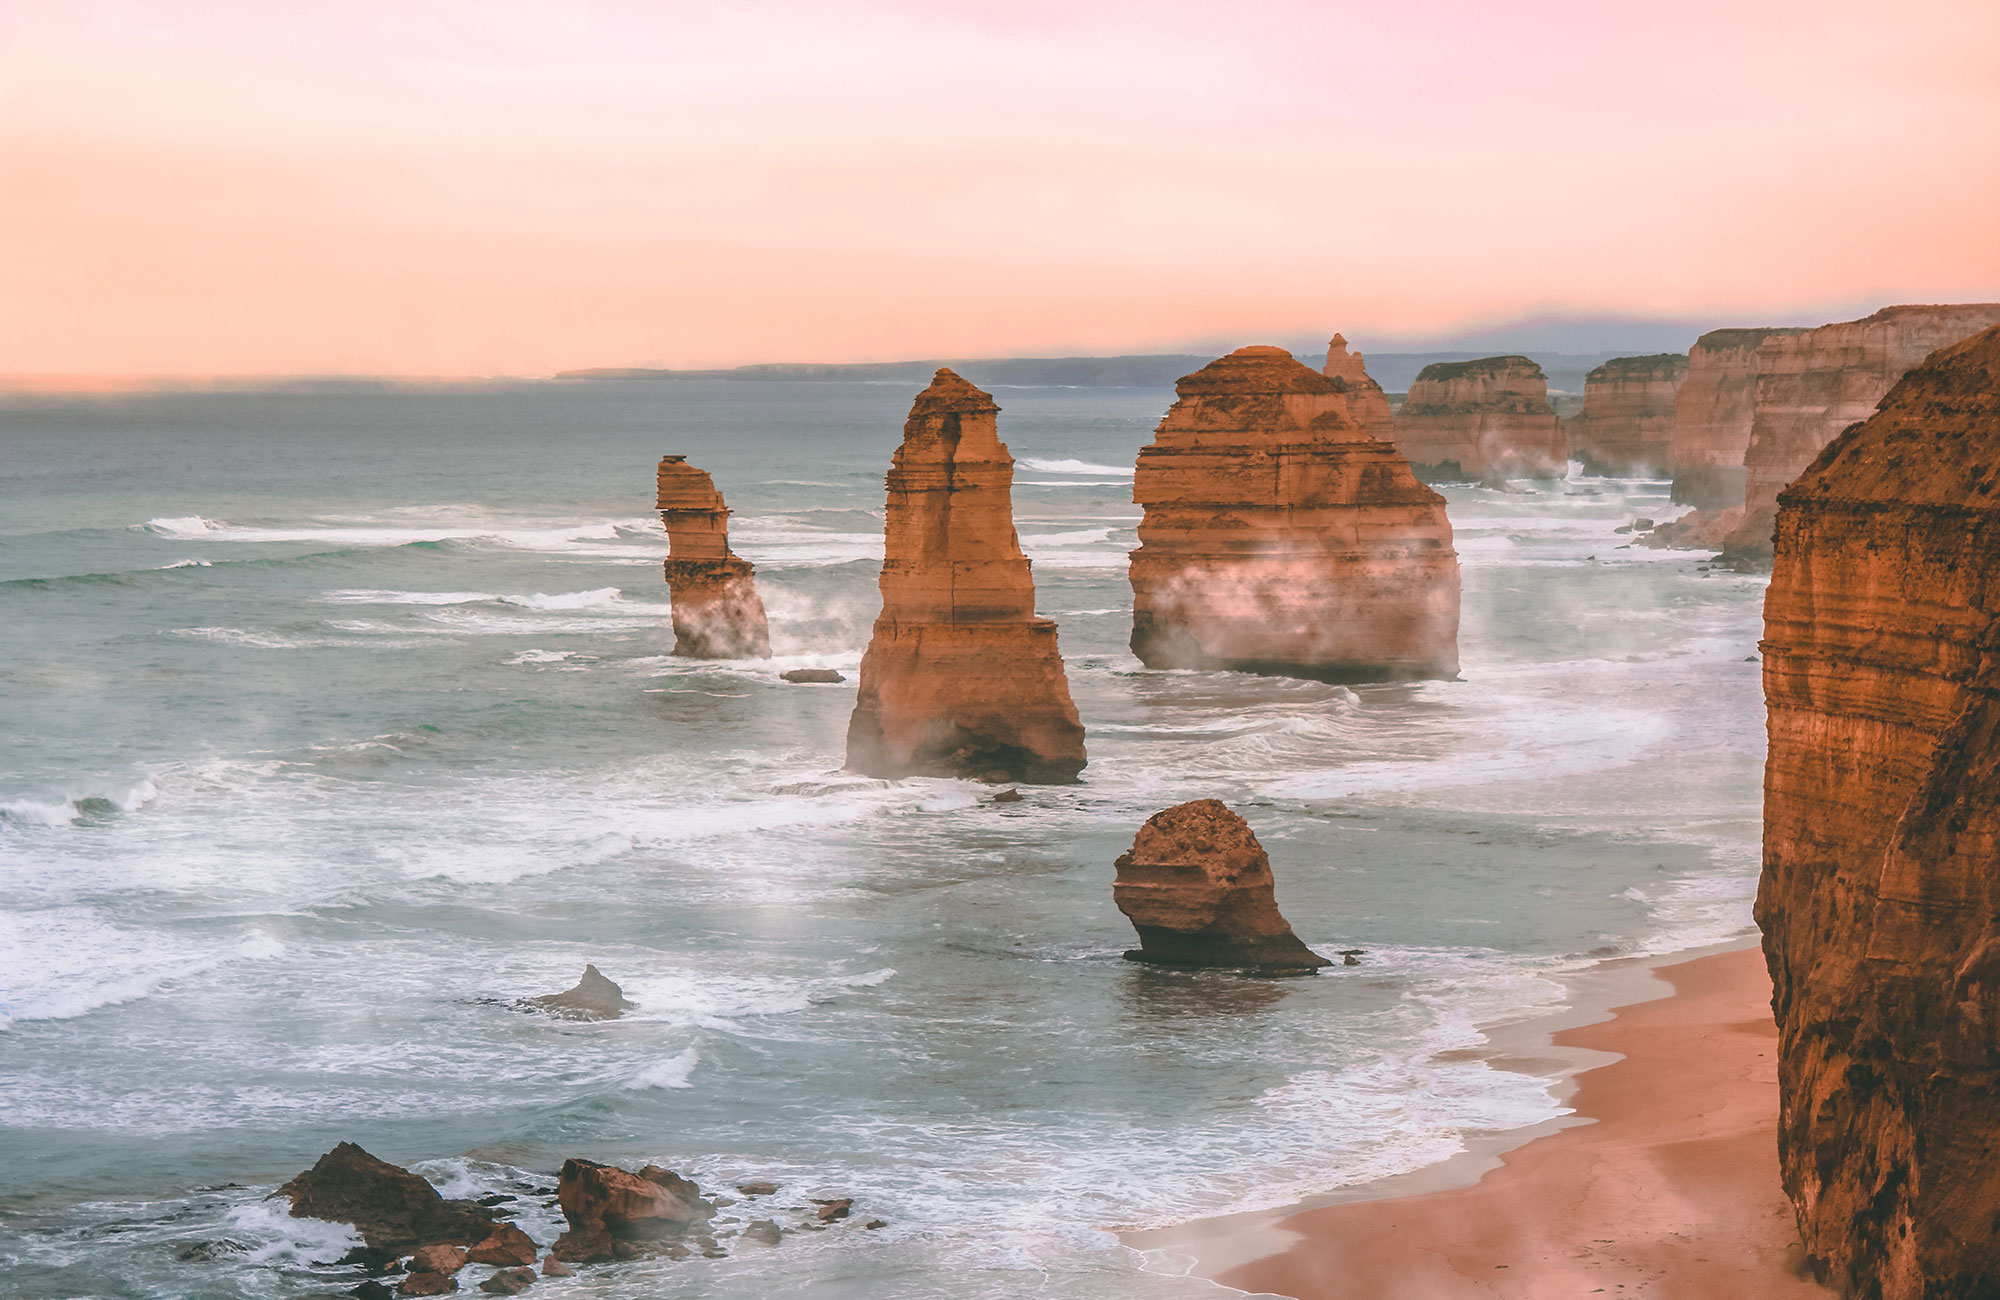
(1114, 800), (1330, 975)
(734, 1181), (778, 1197)
(275, 1143), (500, 1253)
(864, 1219), (888, 1230)
(813, 1198), (853, 1223)
(407, 1245), (467, 1275)
(741, 1220), (783, 1246)
(780, 668), (845, 683)
(550, 1159), (715, 1263)
(465, 1225), (536, 1268)
(476, 1268), (536, 1295)
(396, 1275), (456, 1297)
(991, 788), (1023, 804)
(350, 1284), (396, 1300)
(525, 966), (634, 1021)
(539, 1256), (572, 1278)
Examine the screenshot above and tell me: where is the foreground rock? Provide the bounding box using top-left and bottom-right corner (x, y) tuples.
(1564, 352), (1688, 476)
(657, 456), (771, 659)
(551, 1159), (716, 1263)
(1391, 355), (1565, 480)
(1114, 800), (1329, 974)
(1668, 327), (1802, 508)
(276, 1143), (500, 1253)
(465, 1225), (537, 1267)
(1127, 346), (1459, 681)
(1758, 322), (2000, 1298)
(845, 369), (1086, 783)
(525, 965), (633, 1020)
(1320, 334), (1397, 441)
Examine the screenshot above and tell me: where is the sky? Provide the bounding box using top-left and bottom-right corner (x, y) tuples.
(3, 0), (1999, 376)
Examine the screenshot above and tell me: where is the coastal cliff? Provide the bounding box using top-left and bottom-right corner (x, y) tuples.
(656, 456), (771, 659)
(1128, 346), (1459, 681)
(1320, 333), (1397, 441)
(1668, 328), (1801, 508)
(845, 370), (1086, 783)
(1565, 352), (1687, 476)
(1392, 354), (1565, 479)
(1758, 322), (2000, 1298)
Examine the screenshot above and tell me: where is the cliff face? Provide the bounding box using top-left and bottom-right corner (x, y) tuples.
(1668, 328), (1802, 508)
(657, 456), (771, 659)
(1758, 323), (2000, 1299)
(1565, 352), (1688, 475)
(1392, 355), (1566, 479)
(845, 369), (1087, 783)
(1726, 304), (2000, 562)
(1321, 333), (1397, 441)
(1128, 346), (1459, 681)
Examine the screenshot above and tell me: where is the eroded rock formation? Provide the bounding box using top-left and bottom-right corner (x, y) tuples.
(1114, 799), (1328, 974)
(525, 965), (633, 1020)
(657, 456), (771, 659)
(1128, 346), (1459, 680)
(845, 370), (1086, 783)
(277, 1143), (501, 1252)
(1392, 355), (1566, 479)
(1565, 353), (1688, 476)
(1668, 327), (1802, 508)
(1758, 322), (2000, 1298)
(552, 1159), (716, 1263)
(1321, 333), (1397, 441)
(1725, 304), (2000, 563)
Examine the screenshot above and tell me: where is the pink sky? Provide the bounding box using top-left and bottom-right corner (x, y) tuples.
(4, 0), (1998, 376)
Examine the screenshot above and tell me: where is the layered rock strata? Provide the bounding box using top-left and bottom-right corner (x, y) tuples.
(1320, 333), (1397, 441)
(1565, 352), (1688, 475)
(1668, 327), (1802, 508)
(1757, 323), (2000, 1298)
(1726, 304), (2000, 562)
(845, 370), (1086, 783)
(1392, 355), (1566, 479)
(1114, 799), (1329, 974)
(1128, 346), (1459, 680)
(656, 456), (771, 659)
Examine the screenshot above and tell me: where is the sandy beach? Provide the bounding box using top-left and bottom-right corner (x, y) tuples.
(1129, 944), (1831, 1299)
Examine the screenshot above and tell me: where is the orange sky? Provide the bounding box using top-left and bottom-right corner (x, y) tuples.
(4, 0), (1998, 376)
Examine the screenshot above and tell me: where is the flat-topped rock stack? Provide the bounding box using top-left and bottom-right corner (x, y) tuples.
(1392, 354), (1566, 480)
(1668, 327), (1803, 508)
(1565, 352), (1688, 476)
(1128, 346), (1459, 682)
(1757, 322), (2000, 1299)
(845, 370), (1086, 783)
(656, 456), (771, 659)
(1320, 333), (1397, 441)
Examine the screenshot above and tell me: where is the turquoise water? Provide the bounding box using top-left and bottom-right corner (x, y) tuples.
(0, 379), (1768, 1297)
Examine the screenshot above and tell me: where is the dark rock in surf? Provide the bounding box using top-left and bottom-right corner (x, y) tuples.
(813, 1198), (853, 1223)
(735, 1181), (778, 1197)
(539, 1256), (572, 1278)
(741, 1220), (783, 1245)
(550, 1159), (715, 1263)
(525, 965), (634, 1020)
(407, 1244), (467, 1275)
(465, 1225), (537, 1268)
(992, 788), (1023, 803)
(395, 1273), (456, 1297)
(276, 1143), (500, 1253)
(476, 1268), (537, 1295)
(780, 668), (845, 683)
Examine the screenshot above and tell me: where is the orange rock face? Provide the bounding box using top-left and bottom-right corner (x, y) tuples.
(845, 370), (1086, 783)
(1725, 304), (2000, 562)
(1392, 355), (1566, 479)
(1128, 346), (1459, 681)
(1564, 352), (1688, 476)
(1668, 327), (1802, 508)
(552, 1159), (714, 1262)
(656, 456), (771, 659)
(1114, 799), (1328, 974)
(1757, 323), (2000, 1299)
(1320, 333), (1397, 441)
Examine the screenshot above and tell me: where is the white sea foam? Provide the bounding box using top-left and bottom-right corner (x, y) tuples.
(1018, 458), (1136, 478)
(0, 779), (158, 827)
(0, 909), (210, 1030)
(627, 1046), (701, 1089)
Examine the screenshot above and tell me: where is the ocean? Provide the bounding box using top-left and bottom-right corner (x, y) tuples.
(0, 378), (1768, 1298)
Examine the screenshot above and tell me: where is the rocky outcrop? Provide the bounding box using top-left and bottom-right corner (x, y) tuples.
(1565, 353), (1688, 476)
(1114, 799), (1329, 975)
(1725, 304), (2000, 563)
(276, 1143), (501, 1252)
(1128, 346), (1459, 680)
(1321, 334), (1397, 441)
(525, 965), (633, 1020)
(1757, 323), (2000, 1299)
(1668, 327), (1802, 508)
(466, 1225), (538, 1268)
(1392, 355), (1566, 479)
(657, 456), (771, 659)
(551, 1159), (716, 1263)
(845, 369), (1086, 783)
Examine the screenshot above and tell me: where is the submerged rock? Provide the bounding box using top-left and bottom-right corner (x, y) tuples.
(779, 668), (844, 683)
(657, 455), (771, 659)
(525, 965), (633, 1021)
(476, 1268), (536, 1295)
(1114, 800), (1329, 975)
(276, 1143), (500, 1253)
(741, 1220), (783, 1246)
(550, 1159), (715, 1263)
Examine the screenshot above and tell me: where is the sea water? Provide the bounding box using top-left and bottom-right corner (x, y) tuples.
(0, 380), (1768, 1298)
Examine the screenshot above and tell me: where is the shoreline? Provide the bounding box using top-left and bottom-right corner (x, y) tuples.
(1123, 939), (1830, 1298)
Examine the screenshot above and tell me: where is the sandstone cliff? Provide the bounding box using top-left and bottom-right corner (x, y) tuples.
(1725, 304), (2000, 563)
(845, 370), (1086, 783)
(1115, 799), (1328, 974)
(1758, 322), (2000, 1299)
(1128, 346), (1458, 681)
(1321, 333), (1397, 441)
(1565, 352), (1688, 476)
(1392, 355), (1566, 479)
(1667, 328), (1802, 508)
(656, 456), (771, 659)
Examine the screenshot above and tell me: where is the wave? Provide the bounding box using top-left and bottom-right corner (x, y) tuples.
(626, 1047), (701, 1090)
(0, 779), (158, 828)
(0, 909), (281, 1031)
(1018, 458), (1135, 478)
(142, 514), (643, 555)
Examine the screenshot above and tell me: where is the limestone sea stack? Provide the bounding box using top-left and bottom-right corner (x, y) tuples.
(1128, 346), (1459, 681)
(1114, 799), (1329, 975)
(1564, 352), (1688, 476)
(656, 456), (771, 659)
(845, 370), (1086, 783)
(1724, 303), (2000, 563)
(1392, 355), (1566, 480)
(1668, 327), (1803, 508)
(1758, 323), (2000, 1298)
(1320, 333), (1397, 441)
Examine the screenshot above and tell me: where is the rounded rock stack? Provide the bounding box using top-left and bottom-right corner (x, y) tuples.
(845, 370), (1086, 783)
(1391, 355), (1566, 480)
(1128, 346), (1459, 681)
(656, 456), (771, 659)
